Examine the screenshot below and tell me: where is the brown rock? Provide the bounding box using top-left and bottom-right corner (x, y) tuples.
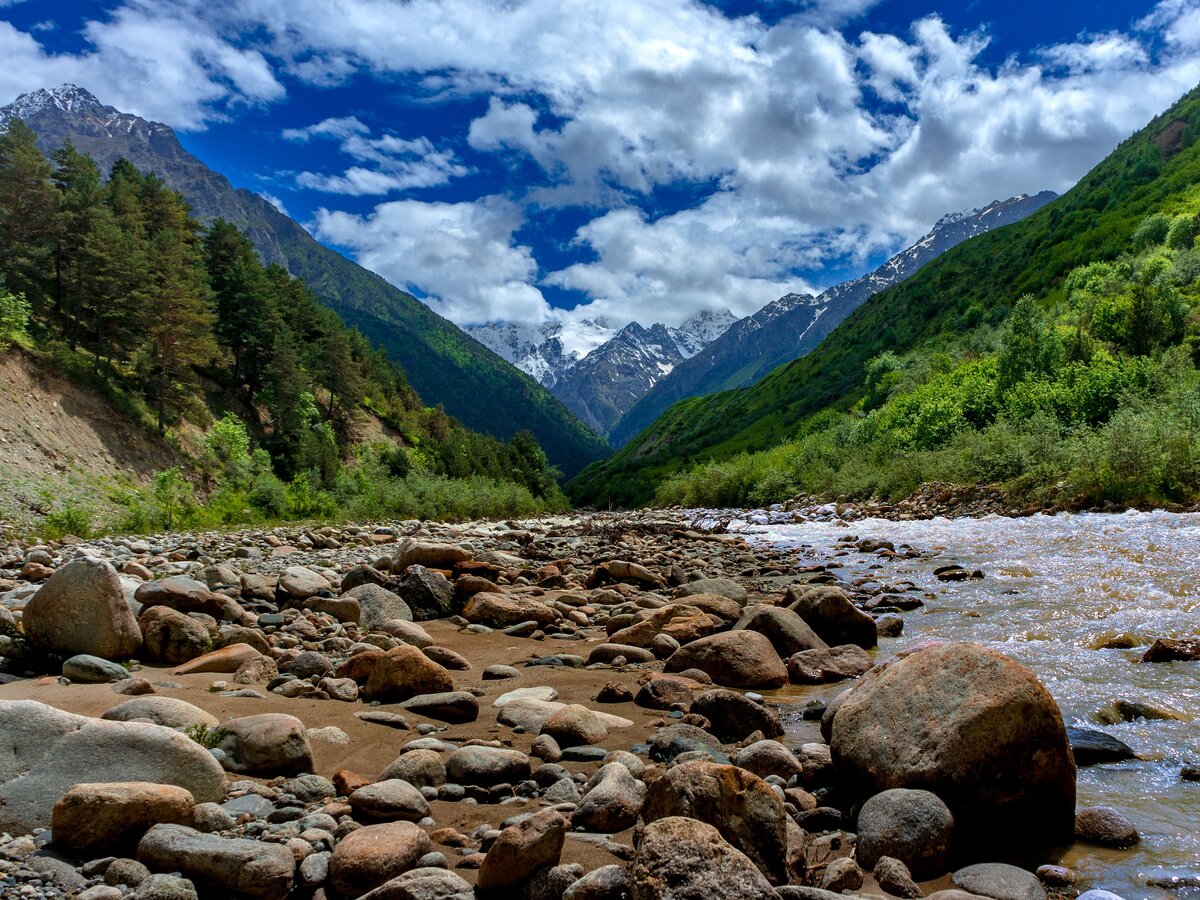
(462, 591), (557, 628)
(541, 704), (609, 747)
(331, 822), (431, 896)
(53, 782), (194, 856)
(785, 585), (877, 649)
(631, 816), (777, 900)
(663, 631), (787, 689)
(173, 643), (262, 675)
(787, 644), (874, 684)
(1141, 637), (1200, 662)
(362, 644), (455, 702)
(138, 607), (212, 665)
(22, 558), (141, 660)
(476, 808), (566, 893)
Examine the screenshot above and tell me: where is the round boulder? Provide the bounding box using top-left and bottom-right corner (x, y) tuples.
(23, 557), (141, 660)
(663, 631), (787, 689)
(856, 788), (955, 879)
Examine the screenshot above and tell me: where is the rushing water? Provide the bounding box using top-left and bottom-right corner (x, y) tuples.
(731, 510), (1200, 899)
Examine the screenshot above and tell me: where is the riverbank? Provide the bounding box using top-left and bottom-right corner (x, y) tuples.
(0, 510), (1193, 899)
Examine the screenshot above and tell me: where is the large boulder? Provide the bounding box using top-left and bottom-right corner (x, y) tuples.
(0, 700), (225, 834)
(22, 558), (141, 660)
(362, 644), (455, 702)
(463, 591), (557, 628)
(331, 822), (431, 897)
(138, 607), (212, 665)
(689, 689), (783, 742)
(476, 808), (566, 893)
(631, 817), (777, 900)
(571, 762), (646, 832)
(138, 824), (295, 900)
(344, 583), (412, 627)
(397, 568), (456, 620)
(643, 759), (787, 884)
(217, 714), (314, 776)
(445, 746), (531, 786)
(735, 605), (828, 657)
(785, 585), (877, 648)
(664, 631), (787, 689)
(829, 642), (1075, 855)
(53, 782), (195, 856)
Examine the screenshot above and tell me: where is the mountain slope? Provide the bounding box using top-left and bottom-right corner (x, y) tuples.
(551, 309), (737, 434)
(570, 84), (1200, 506)
(609, 193), (1057, 447)
(2, 85), (609, 476)
(465, 318), (618, 388)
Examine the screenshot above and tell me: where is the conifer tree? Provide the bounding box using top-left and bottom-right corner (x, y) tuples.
(0, 120), (59, 304)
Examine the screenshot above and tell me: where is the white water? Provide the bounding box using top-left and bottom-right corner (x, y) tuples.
(732, 510), (1200, 899)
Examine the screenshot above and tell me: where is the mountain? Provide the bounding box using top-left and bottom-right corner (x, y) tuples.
(1, 85), (609, 476)
(552, 309), (737, 434)
(609, 193), (1057, 447)
(467, 308), (736, 434)
(570, 84), (1200, 507)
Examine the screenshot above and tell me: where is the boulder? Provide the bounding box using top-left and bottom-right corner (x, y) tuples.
(0, 701), (225, 834)
(829, 643), (1075, 856)
(350, 779), (431, 823)
(563, 865), (632, 900)
(62, 654), (130, 683)
(689, 688), (783, 742)
(397, 568), (456, 620)
(676, 578), (748, 603)
(1066, 727), (1137, 766)
(477, 808), (566, 893)
(542, 704), (609, 747)
(463, 591), (557, 628)
(330, 822), (432, 897)
(788, 644), (873, 683)
(445, 746), (531, 786)
(664, 631), (787, 689)
(631, 816), (777, 900)
(1141, 637), (1200, 662)
(102, 697), (219, 731)
(635, 674), (697, 711)
(643, 759), (787, 884)
(380, 749), (447, 789)
(218, 714), (313, 776)
(1075, 806), (1139, 848)
(648, 723), (725, 764)
(398, 691), (479, 723)
(952, 864), (1047, 900)
(359, 868), (474, 900)
(22, 558), (141, 660)
(733, 740), (803, 781)
(362, 644), (455, 702)
(138, 607), (212, 665)
(394, 539), (471, 572)
(735, 605), (828, 657)
(855, 788), (955, 879)
(53, 782), (195, 856)
(785, 585), (877, 649)
(136, 576), (250, 624)
(571, 762), (646, 833)
(279, 566), (331, 599)
(138, 824), (295, 900)
(345, 583), (413, 627)
(173, 643), (262, 675)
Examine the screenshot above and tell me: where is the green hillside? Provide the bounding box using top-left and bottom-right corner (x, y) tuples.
(570, 84), (1200, 507)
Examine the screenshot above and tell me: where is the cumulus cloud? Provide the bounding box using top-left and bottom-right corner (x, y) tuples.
(283, 115), (471, 195)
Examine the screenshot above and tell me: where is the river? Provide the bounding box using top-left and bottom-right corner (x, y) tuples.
(729, 509), (1200, 900)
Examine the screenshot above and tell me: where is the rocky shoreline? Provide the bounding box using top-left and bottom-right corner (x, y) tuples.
(0, 511), (1160, 899)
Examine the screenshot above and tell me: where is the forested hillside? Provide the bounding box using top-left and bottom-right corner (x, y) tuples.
(571, 84), (1200, 507)
(0, 120), (565, 535)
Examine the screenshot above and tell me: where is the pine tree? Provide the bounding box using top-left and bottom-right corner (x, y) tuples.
(0, 119), (59, 304)
(205, 219), (276, 400)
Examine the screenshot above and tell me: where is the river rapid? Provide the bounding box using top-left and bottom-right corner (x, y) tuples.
(729, 509), (1200, 900)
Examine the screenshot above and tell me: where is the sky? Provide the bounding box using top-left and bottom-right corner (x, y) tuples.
(2, 0), (1199, 348)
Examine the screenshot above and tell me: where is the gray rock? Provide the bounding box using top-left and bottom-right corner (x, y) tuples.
(63, 654), (131, 683)
(359, 866), (474, 899)
(735, 605), (828, 657)
(137, 824), (295, 900)
(23, 558), (142, 659)
(563, 864), (632, 900)
(398, 691), (479, 723)
(785, 585), (877, 649)
(477, 808), (566, 892)
(278, 774), (336, 803)
(856, 788), (955, 879)
(1074, 806), (1140, 849)
(0, 700), (225, 834)
(380, 749), (447, 789)
(875, 856), (924, 898)
(279, 566), (330, 599)
(102, 697), (219, 730)
(350, 779), (431, 822)
(346, 583), (413, 627)
(131, 874), (199, 899)
(631, 816), (777, 900)
(733, 740), (802, 781)
(571, 763), (645, 833)
(446, 746), (531, 786)
(218, 713), (313, 776)
(676, 578), (747, 603)
(953, 864), (1047, 900)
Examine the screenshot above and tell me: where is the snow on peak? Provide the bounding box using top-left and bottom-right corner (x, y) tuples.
(2, 85), (103, 120)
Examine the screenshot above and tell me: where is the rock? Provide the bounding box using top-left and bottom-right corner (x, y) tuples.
(131, 874), (199, 899)
(136, 576), (249, 624)
(340, 564), (391, 593)
(648, 723), (725, 764)
(563, 865), (632, 900)
(1065, 727), (1137, 766)
(394, 540), (471, 572)
(63, 654), (130, 683)
(476, 808), (566, 893)
(280, 566), (331, 599)
(952, 864), (1047, 900)
(785, 585), (877, 649)
(398, 568), (456, 620)
(856, 788), (954, 879)
(542, 704), (609, 747)
(689, 688), (782, 742)
(350, 779), (432, 822)
(676, 578), (747, 603)
(23, 557), (141, 659)
(663, 631), (787, 689)
(446, 746), (531, 786)
(173, 643), (262, 674)
(422, 645), (471, 670)
(378, 618), (436, 648)
(1074, 806), (1140, 848)
(380, 749), (446, 789)
(363, 644), (456, 702)
(398, 691), (479, 723)
(234, 655), (279, 685)
(588, 643), (656, 665)
(643, 759), (786, 884)
(1094, 699), (1179, 724)
(829, 642), (1075, 855)
(218, 714), (314, 776)
(102, 697), (219, 731)
(631, 816), (777, 900)
(359, 867), (474, 899)
(483, 664), (520, 679)
(596, 682), (635, 702)
(787, 644), (873, 683)
(331, 821), (432, 896)
(137, 824), (295, 900)
(463, 591), (557, 628)
(1141, 637), (1200, 662)
(53, 782), (194, 855)
(875, 856), (924, 899)
(310, 595), (362, 623)
(571, 763), (646, 832)
(138, 607), (212, 665)
(285, 650), (334, 679)
(821, 857), (865, 893)
(735, 605), (828, 657)
(635, 675), (697, 711)
(733, 740), (802, 781)
(0, 700), (225, 834)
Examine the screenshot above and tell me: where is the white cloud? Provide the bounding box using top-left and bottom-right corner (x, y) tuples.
(310, 196), (551, 324)
(259, 192), (288, 214)
(284, 114), (470, 195)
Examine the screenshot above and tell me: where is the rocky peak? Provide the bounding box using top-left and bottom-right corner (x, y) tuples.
(0, 85), (104, 122)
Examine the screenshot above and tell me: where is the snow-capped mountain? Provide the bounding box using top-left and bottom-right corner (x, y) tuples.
(464, 318), (619, 388)
(610, 191), (1059, 447)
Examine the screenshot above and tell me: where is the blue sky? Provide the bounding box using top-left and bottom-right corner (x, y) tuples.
(2, 0), (1199, 347)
